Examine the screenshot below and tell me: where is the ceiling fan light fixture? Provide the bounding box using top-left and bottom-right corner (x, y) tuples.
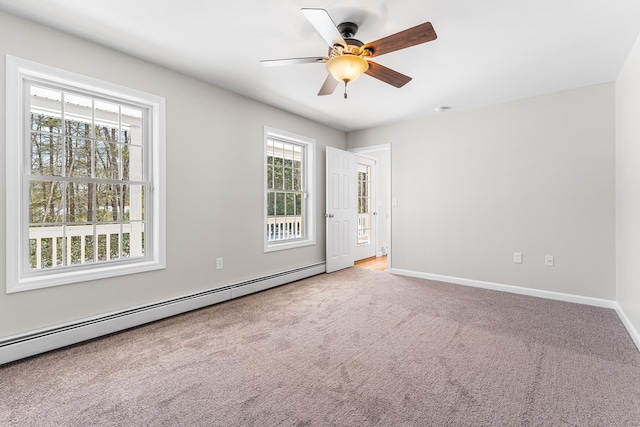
(325, 54), (369, 84)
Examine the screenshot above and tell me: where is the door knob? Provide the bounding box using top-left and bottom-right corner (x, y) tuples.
(325, 214), (334, 218)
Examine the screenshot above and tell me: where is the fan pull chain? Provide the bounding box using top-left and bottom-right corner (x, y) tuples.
(344, 81), (348, 99)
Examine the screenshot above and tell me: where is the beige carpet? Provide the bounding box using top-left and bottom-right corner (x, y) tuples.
(1, 268), (639, 426)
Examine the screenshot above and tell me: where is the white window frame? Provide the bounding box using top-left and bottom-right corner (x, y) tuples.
(6, 55), (166, 293)
(264, 126), (315, 252)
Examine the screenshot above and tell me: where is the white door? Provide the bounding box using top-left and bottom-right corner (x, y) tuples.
(354, 156), (377, 261)
(326, 147), (357, 273)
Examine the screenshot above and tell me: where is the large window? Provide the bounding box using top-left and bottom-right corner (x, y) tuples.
(6, 56), (165, 293)
(264, 127), (315, 252)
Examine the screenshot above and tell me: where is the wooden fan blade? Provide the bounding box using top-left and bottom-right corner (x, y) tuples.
(260, 57), (327, 66)
(365, 61), (412, 88)
(301, 8), (346, 48)
(318, 74), (339, 96)
(363, 22), (437, 58)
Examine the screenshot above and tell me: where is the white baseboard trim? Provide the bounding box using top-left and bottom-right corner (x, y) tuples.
(614, 303), (640, 352)
(390, 268), (617, 309)
(0, 263), (326, 365)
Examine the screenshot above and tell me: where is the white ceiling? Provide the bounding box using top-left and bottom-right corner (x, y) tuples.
(2, 0), (640, 131)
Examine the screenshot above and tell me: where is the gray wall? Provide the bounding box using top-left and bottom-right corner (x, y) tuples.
(616, 33), (640, 337)
(0, 12), (347, 338)
(347, 83), (616, 300)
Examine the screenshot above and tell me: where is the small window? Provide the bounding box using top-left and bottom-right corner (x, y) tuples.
(264, 127), (315, 252)
(6, 56), (166, 292)
(357, 162), (372, 247)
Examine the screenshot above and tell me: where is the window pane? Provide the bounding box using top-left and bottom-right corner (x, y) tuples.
(118, 127), (130, 145)
(56, 237), (64, 267)
(95, 100), (119, 142)
(274, 165), (283, 190)
(285, 193), (294, 215)
(69, 235), (83, 265)
(266, 141), (274, 164)
(97, 233), (108, 261)
(293, 145), (302, 169)
(275, 192), (285, 216)
(95, 141), (120, 179)
(121, 106), (142, 142)
(293, 168), (301, 191)
(32, 113), (62, 134)
(267, 192), (275, 216)
(96, 183), (121, 222)
(110, 233), (120, 260)
(31, 133), (62, 176)
(123, 184), (145, 221)
(284, 143), (293, 168)
(126, 123), (143, 146)
(64, 93), (92, 133)
(29, 180), (63, 223)
(31, 86), (61, 101)
(123, 230), (130, 258)
(31, 86), (62, 134)
(122, 222), (145, 258)
(65, 119), (92, 138)
(267, 165), (273, 190)
(66, 182), (92, 223)
(84, 234), (95, 263)
(123, 144), (143, 181)
(94, 123), (118, 142)
(28, 225), (63, 269)
(295, 194), (303, 219)
(132, 222), (145, 257)
(284, 167), (292, 190)
(66, 138), (92, 177)
(29, 238), (36, 269)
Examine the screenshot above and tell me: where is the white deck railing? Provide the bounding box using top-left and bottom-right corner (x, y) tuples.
(265, 214), (369, 243)
(267, 216), (302, 241)
(29, 223), (142, 268)
(357, 213), (371, 246)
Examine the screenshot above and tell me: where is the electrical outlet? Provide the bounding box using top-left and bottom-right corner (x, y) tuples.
(545, 255), (554, 266)
(216, 257), (224, 270)
(513, 252), (522, 264)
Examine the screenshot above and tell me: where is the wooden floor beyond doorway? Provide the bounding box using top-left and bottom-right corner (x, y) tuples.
(354, 256), (388, 271)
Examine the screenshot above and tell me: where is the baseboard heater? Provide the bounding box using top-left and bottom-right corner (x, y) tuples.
(0, 262), (326, 365)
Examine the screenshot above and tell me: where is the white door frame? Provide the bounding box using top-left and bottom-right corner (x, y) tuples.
(348, 144), (391, 271)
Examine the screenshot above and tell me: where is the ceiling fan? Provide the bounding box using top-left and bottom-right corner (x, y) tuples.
(261, 8), (437, 98)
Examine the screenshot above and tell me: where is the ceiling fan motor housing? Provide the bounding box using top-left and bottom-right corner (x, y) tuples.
(337, 22), (358, 39)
